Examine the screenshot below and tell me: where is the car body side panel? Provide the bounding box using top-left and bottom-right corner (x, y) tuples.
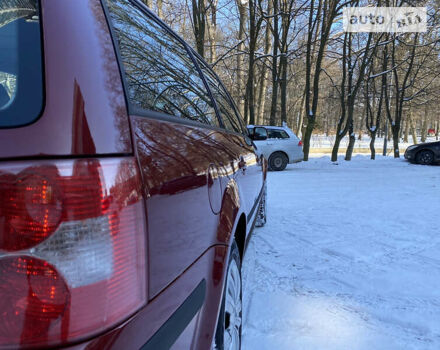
(216, 179), (241, 244)
(226, 135), (263, 226)
(0, 0), (132, 159)
(130, 115), (252, 298)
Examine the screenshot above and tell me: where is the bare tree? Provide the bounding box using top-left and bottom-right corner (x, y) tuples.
(191, 0), (207, 57)
(303, 0), (342, 161)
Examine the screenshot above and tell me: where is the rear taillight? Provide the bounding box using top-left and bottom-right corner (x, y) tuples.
(298, 140), (303, 146)
(0, 158), (146, 348)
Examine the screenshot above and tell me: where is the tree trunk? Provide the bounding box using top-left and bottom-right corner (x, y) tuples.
(344, 104), (356, 161)
(280, 54), (288, 124)
(409, 116), (417, 144)
(236, 0), (247, 117)
(331, 135), (343, 162)
(392, 127), (400, 158)
(303, 119), (316, 161)
(296, 93), (306, 138)
(157, 0), (163, 18)
(269, 0), (279, 126)
(404, 119), (409, 143)
(421, 110), (428, 143)
(436, 120), (439, 141)
(192, 0), (206, 58)
(345, 134), (355, 160)
(256, 71), (269, 124)
(256, 0), (273, 124)
(245, 0), (261, 125)
(206, 0), (217, 64)
(370, 132), (376, 160)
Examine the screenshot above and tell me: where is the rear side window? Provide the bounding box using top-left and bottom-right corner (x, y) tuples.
(105, 0), (220, 127)
(267, 129), (290, 139)
(196, 58), (244, 134)
(0, 0), (43, 128)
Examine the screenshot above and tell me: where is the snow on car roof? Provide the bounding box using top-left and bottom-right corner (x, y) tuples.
(247, 125), (290, 130)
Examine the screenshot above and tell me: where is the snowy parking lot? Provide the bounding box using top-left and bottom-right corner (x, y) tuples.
(242, 155), (440, 350)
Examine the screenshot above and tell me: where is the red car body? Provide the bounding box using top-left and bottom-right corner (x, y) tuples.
(0, 1), (266, 349)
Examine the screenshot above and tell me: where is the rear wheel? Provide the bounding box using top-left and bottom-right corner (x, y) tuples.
(213, 241), (242, 350)
(416, 150), (434, 165)
(268, 152), (288, 171)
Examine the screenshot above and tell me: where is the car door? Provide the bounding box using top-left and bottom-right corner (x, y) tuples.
(249, 126), (271, 161)
(197, 59), (264, 224)
(105, 0), (234, 298)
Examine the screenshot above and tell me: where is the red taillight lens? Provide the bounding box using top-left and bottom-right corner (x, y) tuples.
(298, 140), (303, 146)
(0, 158), (146, 348)
(0, 167), (62, 251)
(0, 256), (69, 344)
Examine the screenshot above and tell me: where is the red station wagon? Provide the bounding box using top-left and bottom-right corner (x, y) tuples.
(0, 1), (267, 349)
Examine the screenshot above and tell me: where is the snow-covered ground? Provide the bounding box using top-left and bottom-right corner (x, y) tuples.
(310, 135), (438, 152)
(242, 155), (440, 350)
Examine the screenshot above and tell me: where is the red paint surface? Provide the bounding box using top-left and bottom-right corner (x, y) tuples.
(0, 0), (131, 159)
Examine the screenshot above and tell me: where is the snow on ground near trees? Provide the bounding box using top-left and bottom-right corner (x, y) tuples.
(242, 155), (440, 350)
(310, 135), (438, 151)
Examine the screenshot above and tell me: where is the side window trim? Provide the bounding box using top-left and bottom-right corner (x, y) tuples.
(100, 0), (131, 116)
(130, 0), (225, 131)
(184, 48), (226, 130)
(103, 0), (221, 128)
(193, 51), (246, 135)
(198, 55), (247, 134)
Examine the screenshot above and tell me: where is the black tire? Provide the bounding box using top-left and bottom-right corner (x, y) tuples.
(268, 152), (288, 171)
(416, 150), (434, 165)
(213, 241), (242, 350)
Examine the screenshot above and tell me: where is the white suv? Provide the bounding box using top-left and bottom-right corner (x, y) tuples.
(247, 124), (303, 171)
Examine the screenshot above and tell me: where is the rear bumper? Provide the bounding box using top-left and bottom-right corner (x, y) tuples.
(64, 246), (228, 350)
(289, 150), (304, 163)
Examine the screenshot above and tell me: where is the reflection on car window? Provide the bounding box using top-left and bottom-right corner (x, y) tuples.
(267, 129), (289, 139)
(106, 0), (219, 127)
(253, 127), (267, 140)
(0, 0), (43, 127)
(0, 72), (16, 108)
(196, 58), (243, 133)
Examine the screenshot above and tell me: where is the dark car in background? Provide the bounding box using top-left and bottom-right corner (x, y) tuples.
(404, 141), (440, 165)
(0, 1), (267, 349)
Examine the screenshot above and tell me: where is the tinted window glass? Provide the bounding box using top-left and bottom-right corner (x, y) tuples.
(253, 127), (268, 140)
(106, 0), (219, 127)
(0, 0), (43, 128)
(267, 129), (289, 139)
(196, 58), (244, 133)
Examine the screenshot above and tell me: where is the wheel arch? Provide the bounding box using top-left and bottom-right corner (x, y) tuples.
(216, 179), (245, 248)
(415, 148), (435, 162)
(269, 150), (289, 162)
